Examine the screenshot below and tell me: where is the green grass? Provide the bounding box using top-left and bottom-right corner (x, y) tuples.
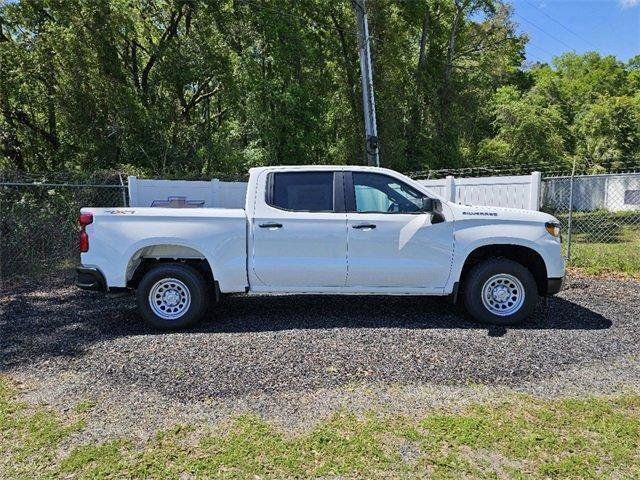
(544, 210), (640, 277)
(568, 227), (640, 278)
(570, 241), (640, 277)
(2, 379), (640, 479)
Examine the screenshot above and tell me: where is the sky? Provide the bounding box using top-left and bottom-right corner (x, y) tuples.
(511, 0), (640, 64)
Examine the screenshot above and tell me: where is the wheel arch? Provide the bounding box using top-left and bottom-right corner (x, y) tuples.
(125, 242), (215, 289)
(459, 244), (549, 296)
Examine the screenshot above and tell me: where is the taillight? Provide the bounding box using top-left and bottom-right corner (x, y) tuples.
(79, 213), (93, 252)
(79, 213), (93, 227)
(79, 231), (89, 252)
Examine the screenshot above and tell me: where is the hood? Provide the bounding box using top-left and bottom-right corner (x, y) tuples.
(446, 202), (558, 224)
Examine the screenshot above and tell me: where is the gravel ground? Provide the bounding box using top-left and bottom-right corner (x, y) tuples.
(1, 273), (639, 441)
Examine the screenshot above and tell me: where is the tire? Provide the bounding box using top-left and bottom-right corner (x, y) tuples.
(136, 263), (210, 330)
(463, 257), (538, 326)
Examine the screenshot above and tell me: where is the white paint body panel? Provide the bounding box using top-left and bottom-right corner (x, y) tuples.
(445, 204), (565, 294)
(345, 210), (453, 293)
(246, 167), (348, 291)
(80, 208), (247, 292)
(81, 166), (565, 296)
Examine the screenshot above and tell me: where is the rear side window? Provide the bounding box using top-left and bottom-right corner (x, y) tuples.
(268, 172), (334, 212)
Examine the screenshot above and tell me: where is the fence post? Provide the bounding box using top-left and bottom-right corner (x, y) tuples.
(210, 178), (220, 207)
(445, 175), (456, 202)
(127, 176), (138, 207)
(529, 171), (541, 210)
(566, 159), (577, 264)
(118, 174), (128, 207)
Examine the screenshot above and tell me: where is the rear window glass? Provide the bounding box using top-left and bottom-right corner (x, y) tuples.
(269, 172), (334, 212)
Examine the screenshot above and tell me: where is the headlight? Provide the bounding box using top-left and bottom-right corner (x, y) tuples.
(545, 222), (561, 238)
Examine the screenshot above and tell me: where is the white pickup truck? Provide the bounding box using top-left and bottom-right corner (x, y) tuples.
(76, 166), (565, 329)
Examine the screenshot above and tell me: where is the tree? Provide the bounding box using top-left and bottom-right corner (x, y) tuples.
(479, 85), (568, 169)
(0, 1), (637, 178)
(573, 95), (640, 171)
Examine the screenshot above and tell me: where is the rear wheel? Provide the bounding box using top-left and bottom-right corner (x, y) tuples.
(136, 263), (209, 330)
(463, 257), (538, 326)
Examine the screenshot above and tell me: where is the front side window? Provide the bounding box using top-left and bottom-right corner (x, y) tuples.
(269, 172), (334, 212)
(352, 172), (425, 213)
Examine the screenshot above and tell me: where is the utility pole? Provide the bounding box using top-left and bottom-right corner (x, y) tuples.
(352, 0), (380, 167)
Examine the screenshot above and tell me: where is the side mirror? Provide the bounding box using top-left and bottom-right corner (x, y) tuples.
(421, 197), (435, 212)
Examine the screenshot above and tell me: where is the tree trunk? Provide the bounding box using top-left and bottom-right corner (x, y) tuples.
(330, 11), (362, 160)
(440, 0), (467, 122)
(405, 3), (431, 168)
(0, 20), (26, 170)
(44, 49), (59, 155)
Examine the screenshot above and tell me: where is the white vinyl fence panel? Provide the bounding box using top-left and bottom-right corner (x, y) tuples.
(419, 173), (541, 210)
(128, 176), (247, 208)
(128, 172), (546, 211)
(417, 178), (448, 199)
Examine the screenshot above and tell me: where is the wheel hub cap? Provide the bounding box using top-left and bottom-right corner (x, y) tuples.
(481, 274), (525, 317)
(148, 278), (191, 320)
(163, 289), (181, 306)
(492, 285), (511, 302)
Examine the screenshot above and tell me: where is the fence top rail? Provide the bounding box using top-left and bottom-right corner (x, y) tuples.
(450, 176), (535, 186)
(543, 172), (640, 181)
(0, 182), (127, 188)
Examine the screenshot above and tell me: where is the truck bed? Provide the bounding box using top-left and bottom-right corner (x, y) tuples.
(80, 207), (248, 292)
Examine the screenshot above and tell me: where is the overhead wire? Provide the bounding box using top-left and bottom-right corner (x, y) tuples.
(514, 12), (576, 53)
(521, 0), (599, 51)
(526, 41), (556, 62)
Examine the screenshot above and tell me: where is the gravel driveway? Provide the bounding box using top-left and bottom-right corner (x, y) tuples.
(1, 273), (639, 440)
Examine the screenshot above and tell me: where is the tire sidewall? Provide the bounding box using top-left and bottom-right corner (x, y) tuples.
(136, 264), (208, 329)
(464, 258), (538, 326)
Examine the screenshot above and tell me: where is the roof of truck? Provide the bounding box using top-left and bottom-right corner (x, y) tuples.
(248, 165), (399, 174)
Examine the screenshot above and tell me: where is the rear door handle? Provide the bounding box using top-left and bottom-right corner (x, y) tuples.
(352, 224), (376, 229)
(259, 222), (283, 229)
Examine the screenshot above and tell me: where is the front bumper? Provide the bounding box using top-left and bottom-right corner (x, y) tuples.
(546, 276), (564, 296)
(76, 266), (107, 292)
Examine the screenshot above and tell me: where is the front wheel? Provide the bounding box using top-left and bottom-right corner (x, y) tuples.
(463, 258), (538, 326)
(136, 263), (209, 330)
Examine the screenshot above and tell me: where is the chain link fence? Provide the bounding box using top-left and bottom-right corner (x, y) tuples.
(0, 173), (128, 288)
(1, 166), (639, 287)
(541, 172), (640, 276)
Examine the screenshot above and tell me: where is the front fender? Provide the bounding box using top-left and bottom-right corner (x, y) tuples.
(447, 220), (564, 293)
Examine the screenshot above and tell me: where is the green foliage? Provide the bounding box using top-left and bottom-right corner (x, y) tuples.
(532, 53), (639, 172)
(479, 85), (568, 169)
(573, 95), (640, 170)
(0, 1), (638, 177)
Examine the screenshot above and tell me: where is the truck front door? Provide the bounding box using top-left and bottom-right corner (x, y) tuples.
(344, 171), (454, 291)
(250, 171), (348, 288)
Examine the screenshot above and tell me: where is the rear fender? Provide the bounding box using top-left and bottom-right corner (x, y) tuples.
(122, 238), (215, 287)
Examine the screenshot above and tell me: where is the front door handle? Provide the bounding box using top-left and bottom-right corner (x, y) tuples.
(352, 224), (376, 229)
(259, 222), (283, 229)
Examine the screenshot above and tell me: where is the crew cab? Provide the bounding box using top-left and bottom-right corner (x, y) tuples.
(76, 166), (565, 329)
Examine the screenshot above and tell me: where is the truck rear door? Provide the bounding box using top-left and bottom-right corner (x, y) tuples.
(250, 170), (348, 288)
